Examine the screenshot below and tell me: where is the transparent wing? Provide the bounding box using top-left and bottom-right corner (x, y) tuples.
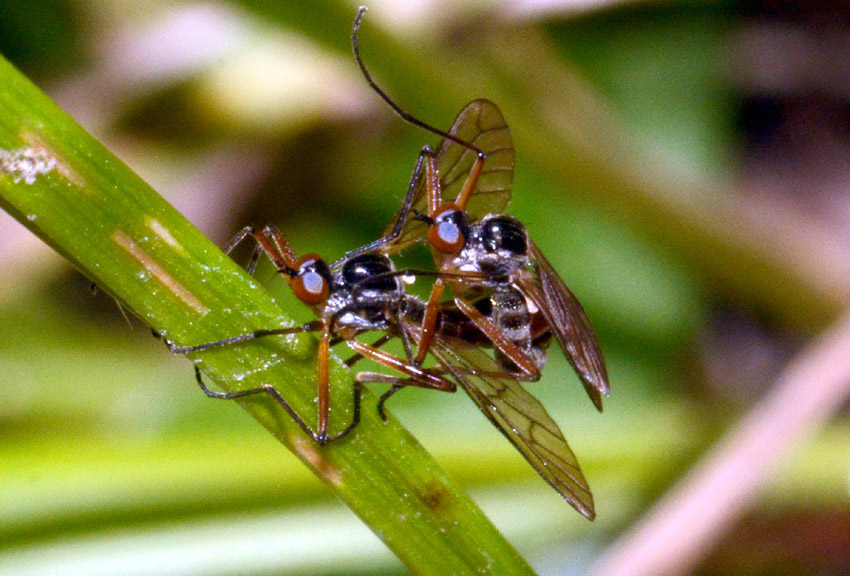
(438, 99), (514, 218)
(381, 99), (515, 254)
(424, 329), (595, 519)
(514, 241), (609, 411)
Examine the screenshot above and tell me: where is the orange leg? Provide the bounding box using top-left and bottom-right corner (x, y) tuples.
(349, 337), (457, 423)
(171, 320), (360, 445)
(222, 225), (301, 274)
(346, 339), (456, 393)
(414, 277), (446, 365)
(316, 327), (331, 441)
(454, 153), (484, 211)
(454, 296), (541, 380)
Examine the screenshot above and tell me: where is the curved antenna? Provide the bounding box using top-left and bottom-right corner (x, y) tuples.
(352, 6), (484, 159)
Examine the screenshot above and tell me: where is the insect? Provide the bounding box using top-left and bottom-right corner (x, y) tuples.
(348, 7), (610, 410)
(167, 225), (456, 444)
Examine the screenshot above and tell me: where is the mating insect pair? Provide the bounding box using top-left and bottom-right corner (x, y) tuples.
(167, 7), (608, 519)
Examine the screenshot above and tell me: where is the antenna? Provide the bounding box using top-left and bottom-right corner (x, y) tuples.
(352, 6), (484, 158)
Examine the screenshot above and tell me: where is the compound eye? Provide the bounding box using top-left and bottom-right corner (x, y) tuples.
(293, 271), (328, 304)
(428, 204), (467, 254)
(291, 255), (330, 304)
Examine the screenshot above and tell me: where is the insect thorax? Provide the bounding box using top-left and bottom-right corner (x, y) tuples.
(326, 254), (404, 333)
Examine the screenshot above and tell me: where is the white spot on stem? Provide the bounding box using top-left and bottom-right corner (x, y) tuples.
(0, 146), (57, 184)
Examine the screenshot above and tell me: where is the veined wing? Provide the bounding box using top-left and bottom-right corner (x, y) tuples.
(514, 241), (609, 411)
(438, 99), (514, 218)
(425, 330), (595, 519)
(381, 99), (515, 254)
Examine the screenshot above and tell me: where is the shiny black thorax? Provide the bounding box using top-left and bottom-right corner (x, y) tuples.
(327, 253), (405, 333)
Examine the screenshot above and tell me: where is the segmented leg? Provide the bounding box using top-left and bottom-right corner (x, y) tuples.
(193, 366), (361, 444)
(335, 146), (437, 263)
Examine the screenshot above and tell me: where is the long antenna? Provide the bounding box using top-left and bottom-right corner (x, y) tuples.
(352, 6), (484, 158)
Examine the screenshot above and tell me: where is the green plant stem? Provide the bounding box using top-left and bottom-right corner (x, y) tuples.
(0, 55), (537, 575)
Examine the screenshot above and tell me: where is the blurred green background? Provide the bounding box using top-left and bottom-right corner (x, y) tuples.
(2, 1), (849, 574)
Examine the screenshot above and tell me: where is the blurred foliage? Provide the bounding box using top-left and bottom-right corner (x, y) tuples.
(550, 3), (735, 175)
(0, 0), (84, 77)
(1, 1), (848, 575)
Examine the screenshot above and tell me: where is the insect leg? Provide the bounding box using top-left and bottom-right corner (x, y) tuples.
(193, 366), (360, 444)
(422, 145), (442, 216)
(362, 371), (457, 422)
(355, 371), (453, 422)
(336, 146), (437, 263)
(313, 325), (332, 442)
(188, 319), (360, 444)
(376, 384), (404, 422)
(222, 225), (302, 275)
(222, 226), (258, 255)
(166, 321), (324, 354)
(454, 295), (542, 381)
(344, 334), (392, 367)
(342, 333), (452, 423)
(414, 277), (446, 365)
(346, 339), (456, 393)
(454, 151), (484, 210)
(351, 375), (425, 422)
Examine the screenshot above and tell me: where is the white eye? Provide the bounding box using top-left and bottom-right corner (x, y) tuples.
(302, 271), (326, 295)
(437, 221), (460, 245)
(428, 208), (466, 254)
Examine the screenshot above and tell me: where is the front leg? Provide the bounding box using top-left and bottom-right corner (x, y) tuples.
(335, 146), (438, 264)
(165, 321), (324, 354)
(192, 366), (361, 445)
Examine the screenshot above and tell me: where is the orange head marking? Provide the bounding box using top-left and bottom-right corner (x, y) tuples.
(290, 254), (331, 305)
(428, 204), (469, 254)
